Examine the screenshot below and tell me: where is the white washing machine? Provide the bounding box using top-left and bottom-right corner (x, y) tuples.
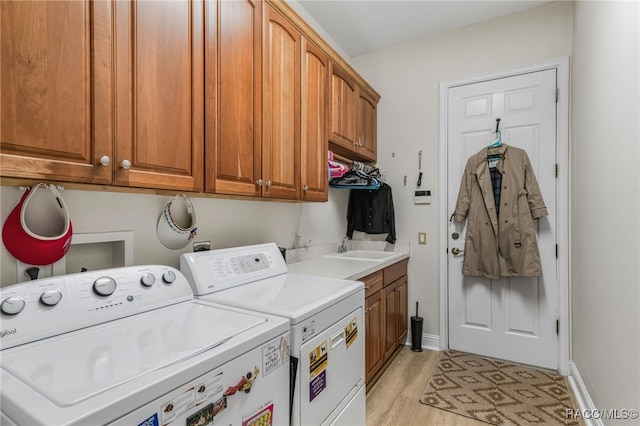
(180, 243), (366, 426)
(0, 265), (290, 426)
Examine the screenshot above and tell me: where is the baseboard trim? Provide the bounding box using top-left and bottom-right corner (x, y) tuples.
(404, 332), (440, 352)
(568, 361), (602, 426)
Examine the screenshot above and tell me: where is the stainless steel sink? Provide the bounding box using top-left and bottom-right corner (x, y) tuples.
(323, 250), (400, 261)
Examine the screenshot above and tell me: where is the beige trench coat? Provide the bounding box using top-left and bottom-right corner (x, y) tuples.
(452, 144), (548, 279)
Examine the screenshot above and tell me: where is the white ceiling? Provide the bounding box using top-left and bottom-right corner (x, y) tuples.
(297, 0), (553, 57)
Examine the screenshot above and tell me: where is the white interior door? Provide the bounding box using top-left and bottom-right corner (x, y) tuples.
(447, 69), (558, 370)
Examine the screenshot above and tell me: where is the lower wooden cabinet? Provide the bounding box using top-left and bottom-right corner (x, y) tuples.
(363, 259), (409, 386)
(365, 290), (384, 383)
(384, 275), (408, 359)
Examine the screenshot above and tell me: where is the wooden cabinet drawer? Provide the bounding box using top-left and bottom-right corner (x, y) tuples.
(361, 270), (383, 298)
(384, 259), (408, 286)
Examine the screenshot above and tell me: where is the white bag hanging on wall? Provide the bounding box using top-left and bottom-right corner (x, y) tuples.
(156, 195), (197, 250)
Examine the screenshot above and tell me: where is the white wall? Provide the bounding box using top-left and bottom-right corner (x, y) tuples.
(1, 186), (350, 285)
(350, 1), (574, 336)
(571, 1), (640, 420)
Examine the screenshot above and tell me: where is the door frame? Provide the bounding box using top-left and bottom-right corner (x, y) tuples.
(438, 56), (570, 375)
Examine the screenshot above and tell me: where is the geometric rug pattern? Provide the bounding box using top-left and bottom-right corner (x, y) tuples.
(419, 351), (579, 426)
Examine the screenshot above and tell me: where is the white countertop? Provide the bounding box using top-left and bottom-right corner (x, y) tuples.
(287, 243), (410, 281)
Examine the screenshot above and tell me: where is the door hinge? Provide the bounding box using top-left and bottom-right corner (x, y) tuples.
(556, 319), (559, 335)
(555, 244), (558, 258)
(555, 87), (559, 103)
(555, 163), (559, 177)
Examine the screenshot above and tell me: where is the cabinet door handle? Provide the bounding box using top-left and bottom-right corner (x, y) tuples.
(365, 285), (370, 290)
(121, 159), (132, 170)
(256, 179), (263, 186)
(365, 308), (369, 315)
(303, 185), (309, 192)
(99, 156), (111, 166)
(265, 180), (272, 187)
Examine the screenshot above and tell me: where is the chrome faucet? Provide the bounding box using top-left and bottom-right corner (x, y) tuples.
(338, 237), (348, 253)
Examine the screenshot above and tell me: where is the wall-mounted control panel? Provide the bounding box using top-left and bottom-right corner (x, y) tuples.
(414, 190), (432, 205)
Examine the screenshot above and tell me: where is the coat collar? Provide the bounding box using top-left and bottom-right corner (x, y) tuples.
(470, 144), (509, 175)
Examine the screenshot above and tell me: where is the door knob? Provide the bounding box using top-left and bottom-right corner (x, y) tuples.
(303, 185), (309, 192)
(265, 180), (272, 187)
(256, 179), (263, 186)
(121, 159), (132, 170)
(451, 247), (464, 255)
(99, 156), (111, 166)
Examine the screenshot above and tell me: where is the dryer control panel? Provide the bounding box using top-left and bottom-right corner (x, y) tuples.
(0, 265), (193, 350)
(181, 243), (288, 295)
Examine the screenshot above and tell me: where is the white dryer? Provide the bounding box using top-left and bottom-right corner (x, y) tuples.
(0, 265), (290, 426)
(181, 243), (366, 426)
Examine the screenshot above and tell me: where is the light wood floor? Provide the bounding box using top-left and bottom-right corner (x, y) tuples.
(366, 346), (487, 426)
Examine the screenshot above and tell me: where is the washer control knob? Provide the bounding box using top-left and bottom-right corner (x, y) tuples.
(93, 277), (117, 297)
(140, 273), (156, 287)
(162, 271), (177, 284)
(1, 297), (26, 315)
(40, 290), (62, 306)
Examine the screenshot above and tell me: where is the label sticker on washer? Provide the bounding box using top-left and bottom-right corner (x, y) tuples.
(138, 413), (159, 426)
(345, 317), (358, 348)
(262, 335), (290, 376)
(161, 387), (195, 426)
(195, 373), (224, 407)
(309, 341), (328, 379)
(186, 403), (214, 426)
(242, 401), (273, 426)
(309, 369), (327, 402)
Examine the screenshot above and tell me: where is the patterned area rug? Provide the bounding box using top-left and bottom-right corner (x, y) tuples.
(419, 351), (579, 426)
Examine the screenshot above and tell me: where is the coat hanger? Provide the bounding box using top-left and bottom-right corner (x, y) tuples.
(489, 118), (502, 148)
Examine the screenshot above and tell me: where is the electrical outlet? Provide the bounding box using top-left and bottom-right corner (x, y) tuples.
(294, 234), (312, 248)
(418, 232), (427, 245)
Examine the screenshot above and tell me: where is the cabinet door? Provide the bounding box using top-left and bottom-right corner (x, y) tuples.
(329, 63), (357, 149)
(206, 0), (262, 196)
(262, 5), (300, 199)
(1, 1), (113, 184)
(300, 38), (328, 202)
(396, 276), (408, 345)
(357, 88), (377, 162)
(383, 283), (399, 360)
(365, 291), (384, 383)
(114, 0), (204, 191)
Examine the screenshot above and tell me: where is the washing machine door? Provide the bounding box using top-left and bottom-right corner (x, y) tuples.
(299, 307), (364, 425)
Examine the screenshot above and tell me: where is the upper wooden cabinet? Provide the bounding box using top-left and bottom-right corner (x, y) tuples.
(329, 63), (358, 149)
(329, 61), (379, 162)
(262, 4), (300, 199)
(1, 0), (378, 201)
(357, 88), (378, 161)
(300, 38), (329, 202)
(114, 0), (204, 191)
(1, 0), (204, 191)
(205, 0), (262, 197)
(0, 0), (114, 184)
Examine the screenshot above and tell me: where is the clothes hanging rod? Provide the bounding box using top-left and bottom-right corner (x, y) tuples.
(333, 153), (353, 164)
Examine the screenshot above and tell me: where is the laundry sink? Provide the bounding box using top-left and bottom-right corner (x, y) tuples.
(324, 250), (400, 261)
